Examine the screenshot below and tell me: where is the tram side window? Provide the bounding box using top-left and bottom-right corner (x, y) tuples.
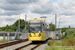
(42, 24), (45, 31)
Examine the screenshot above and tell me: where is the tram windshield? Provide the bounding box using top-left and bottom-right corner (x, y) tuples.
(29, 23), (41, 33)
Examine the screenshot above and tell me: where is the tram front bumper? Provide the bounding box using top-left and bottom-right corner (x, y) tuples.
(29, 37), (42, 41)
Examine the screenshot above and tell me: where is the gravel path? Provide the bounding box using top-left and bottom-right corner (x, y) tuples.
(22, 45), (37, 50)
(20, 42), (49, 50)
(34, 43), (49, 50)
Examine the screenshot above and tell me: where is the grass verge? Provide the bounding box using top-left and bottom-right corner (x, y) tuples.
(46, 39), (75, 50)
(0, 39), (8, 43)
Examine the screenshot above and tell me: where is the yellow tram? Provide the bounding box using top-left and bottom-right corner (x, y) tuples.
(28, 18), (50, 41)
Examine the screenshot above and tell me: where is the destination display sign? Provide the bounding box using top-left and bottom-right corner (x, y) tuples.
(29, 20), (41, 23)
(30, 24), (41, 27)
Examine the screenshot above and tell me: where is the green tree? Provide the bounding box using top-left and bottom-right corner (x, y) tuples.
(61, 27), (68, 32)
(49, 23), (55, 31)
(12, 19), (28, 30)
(0, 19), (28, 32)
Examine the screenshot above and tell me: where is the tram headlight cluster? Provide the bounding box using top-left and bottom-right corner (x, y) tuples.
(38, 33), (41, 37)
(29, 34), (32, 37)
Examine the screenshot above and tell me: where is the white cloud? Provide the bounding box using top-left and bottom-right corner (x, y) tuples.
(30, 0), (53, 14)
(0, 15), (19, 27)
(0, 0), (75, 28)
(57, 0), (75, 15)
(0, 9), (5, 13)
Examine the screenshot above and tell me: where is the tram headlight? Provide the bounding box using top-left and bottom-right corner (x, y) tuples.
(29, 34), (32, 37)
(38, 33), (41, 37)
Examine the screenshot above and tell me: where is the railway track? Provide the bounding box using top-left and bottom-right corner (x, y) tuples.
(0, 39), (28, 49)
(15, 38), (49, 50)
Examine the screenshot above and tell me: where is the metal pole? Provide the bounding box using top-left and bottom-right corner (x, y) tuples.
(19, 15), (20, 32)
(25, 15), (26, 33)
(59, 18), (61, 28)
(59, 18), (61, 36)
(60, 18), (61, 30)
(55, 14), (57, 39)
(18, 0), (20, 32)
(44, 19), (45, 21)
(51, 22), (52, 31)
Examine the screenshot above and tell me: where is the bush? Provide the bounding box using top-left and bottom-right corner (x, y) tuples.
(47, 40), (55, 46)
(55, 42), (62, 46)
(62, 38), (75, 46)
(66, 29), (75, 33)
(61, 32), (75, 40)
(67, 38), (75, 46)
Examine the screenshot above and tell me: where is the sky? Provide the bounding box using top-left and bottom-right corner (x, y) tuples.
(0, 0), (75, 28)
(52, 0), (58, 3)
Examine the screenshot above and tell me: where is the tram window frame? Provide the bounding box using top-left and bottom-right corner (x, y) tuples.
(28, 23), (42, 33)
(28, 23), (30, 33)
(42, 23), (45, 31)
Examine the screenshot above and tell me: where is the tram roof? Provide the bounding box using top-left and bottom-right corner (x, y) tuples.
(28, 18), (45, 22)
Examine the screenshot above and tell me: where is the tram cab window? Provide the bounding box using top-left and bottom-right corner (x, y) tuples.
(43, 24), (44, 26)
(42, 24), (45, 31)
(29, 23), (42, 33)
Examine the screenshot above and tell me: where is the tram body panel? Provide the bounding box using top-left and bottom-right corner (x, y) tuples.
(28, 18), (50, 41)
